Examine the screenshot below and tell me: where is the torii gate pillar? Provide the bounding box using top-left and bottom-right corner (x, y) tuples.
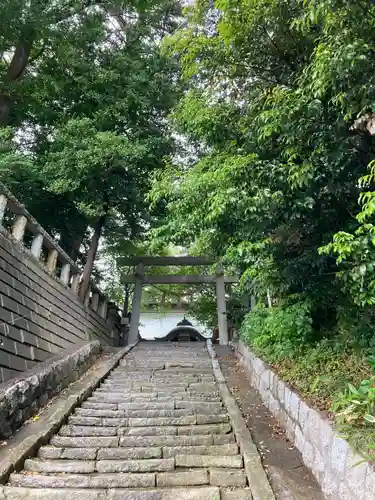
(129, 264), (144, 345)
(216, 263), (229, 346)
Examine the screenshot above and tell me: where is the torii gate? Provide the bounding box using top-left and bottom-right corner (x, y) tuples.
(120, 256), (238, 346)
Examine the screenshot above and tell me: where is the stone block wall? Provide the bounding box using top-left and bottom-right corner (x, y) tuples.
(0, 341), (101, 438)
(0, 183), (121, 383)
(236, 340), (375, 500)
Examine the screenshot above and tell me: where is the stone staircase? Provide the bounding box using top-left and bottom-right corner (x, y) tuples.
(4, 342), (254, 499)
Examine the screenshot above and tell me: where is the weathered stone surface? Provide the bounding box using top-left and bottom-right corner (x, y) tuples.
(122, 426), (178, 436)
(59, 425), (117, 437)
(178, 423), (232, 435)
(38, 447), (97, 460)
(3, 487), (107, 500)
(10, 473), (156, 489)
(196, 414), (229, 424)
(51, 436), (119, 448)
(97, 447), (162, 460)
(220, 488), (252, 499)
(75, 409), (125, 418)
(0, 341), (101, 439)
(365, 464), (375, 500)
(162, 443), (238, 458)
(212, 434), (235, 445)
(68, 416), (128, 427)
(175, 454), (243, 468)
(123, 409), (193, 418)
(120, 435), (213, 448)
(107, 487), (221, 500)
(81, 403), (118, 410)
(298, 400), (310, 432)
(119, 402), (174, 410)
(156, 470), (208, 487)
(127, 416), (196, 427)
(344, 451), (368, 500)
(96, 458), (174, 473)
(209, 467), (247, 487)
(175, 401), (223, 413)
(24, 459), (96, 474)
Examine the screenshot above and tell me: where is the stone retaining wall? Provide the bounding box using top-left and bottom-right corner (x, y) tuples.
(0, 341), (101, 438)
(0, 183), (121, 383)
(235, 340), (375, 500)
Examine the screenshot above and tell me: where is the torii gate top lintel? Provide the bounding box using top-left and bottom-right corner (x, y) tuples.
(125, 256), (234, 346)
(121, 256), (217, 267)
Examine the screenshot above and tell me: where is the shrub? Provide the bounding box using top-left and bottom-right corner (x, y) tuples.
(239, 299), (312, 363)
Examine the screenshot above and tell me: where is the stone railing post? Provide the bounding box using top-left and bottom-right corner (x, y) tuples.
(30, 233), (44, 259)
(46, 248), (58, 273)
(12, 215), (27, 242)
(0, 194), (7, 225)
(84, 286), (91, 308)
(60, 263), (71, 285)
(91, 293), (100, 312)
(71, 273), (80, 294)
(98, 297), (108, 319)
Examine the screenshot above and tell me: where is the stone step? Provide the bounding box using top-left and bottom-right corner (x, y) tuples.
(24, 459), (96, 474)
(74, 408), (197, 418)
(68, 416), (128, 427)
(88, 394), (221, 403)
(97, 448), (162, 460)
(10, 473), (156, 489)
(39, 447), (98, 460)
(39, 446), (164, 460)
(118, 402), (175, 410)
(2, 486), (221, 499)
(156, 470), (208, 487)
(175, 401), (223, 412)
(59, 426), (118, 437)
(127, 416), (197, 427)
(81, 402), (118, 410)
(221, 488), (252, 499)
(175, 455), (243, 469)
(119, 361), (212, 369)
(120, 426), (178, 436)
(119, 435), (214, 448)
(119, 434), (235, 448)
(177, 423), (232, 435)
(101, 383), (189, 390)
(162, 443), (238, 458)
(50, 436), (119, 448)
(24, 458), (175, 474)
(96, 458), (175, 473)
(117, 423), (231, 437)
(209, 468), (247, 487)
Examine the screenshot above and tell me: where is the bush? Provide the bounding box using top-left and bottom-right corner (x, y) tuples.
(239, 299), (312, 363)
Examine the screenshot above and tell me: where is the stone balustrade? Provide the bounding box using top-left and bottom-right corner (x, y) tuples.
(0, 182), (108, 320)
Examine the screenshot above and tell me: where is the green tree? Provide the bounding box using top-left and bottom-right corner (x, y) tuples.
(150, 0), (375, 339)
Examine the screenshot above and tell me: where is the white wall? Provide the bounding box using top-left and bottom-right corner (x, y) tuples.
(139, 311), (210, 340)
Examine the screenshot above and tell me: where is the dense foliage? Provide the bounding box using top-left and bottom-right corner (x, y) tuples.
(0, 0), (180, 295)
(147, 0), (375, 454)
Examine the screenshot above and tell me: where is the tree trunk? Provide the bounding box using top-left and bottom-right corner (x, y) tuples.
(0, 94), (11, 126)
(0, 38), (34, 126)
(70, 235), (84, 262)
(79, 215), (106, 301)
(60, 231), (85, 261)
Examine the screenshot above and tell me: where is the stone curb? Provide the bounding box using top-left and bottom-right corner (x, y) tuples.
(235, 340), (375, 500)
(0, 341), (102, 439)
(206, 340), (275, 500)
(0, 343), (138, 484)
